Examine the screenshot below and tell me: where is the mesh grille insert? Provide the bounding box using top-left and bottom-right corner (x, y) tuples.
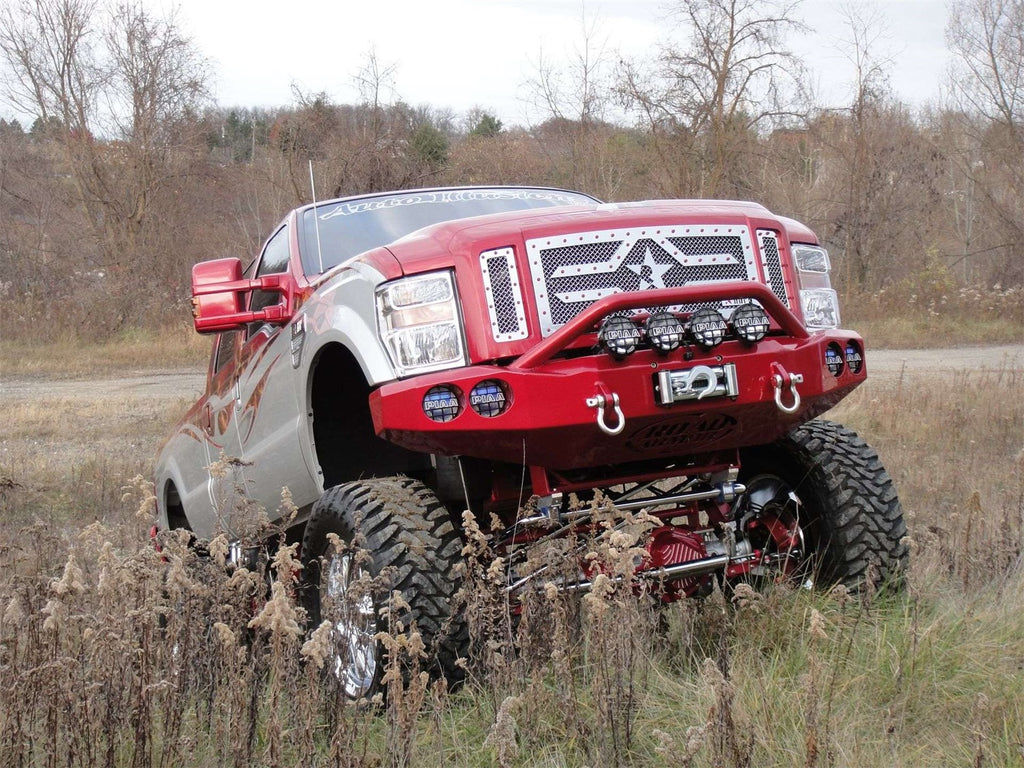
(526, 226), (758, 336)
(757, 230), (790, 307)
(480, 247), (528, 341)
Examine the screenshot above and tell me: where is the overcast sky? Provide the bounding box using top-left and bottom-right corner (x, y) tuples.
(174, 0), (951, 124)
(3, 0), (953, 126)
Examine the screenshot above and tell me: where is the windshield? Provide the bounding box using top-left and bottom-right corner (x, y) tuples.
(298, 187), (596, 275)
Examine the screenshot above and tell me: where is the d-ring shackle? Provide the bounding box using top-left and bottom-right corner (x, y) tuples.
(585, 392), (626, 436)
(771, 371), (804, 414)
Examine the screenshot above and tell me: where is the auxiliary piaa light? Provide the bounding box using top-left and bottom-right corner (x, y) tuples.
(686, 307), (728, 349)
(422, 384), (462, 422)
(645, 312), (686, 353)
(844, 341), (864, 374)
(598, 315), (643, 359)
(469, 379), (511, 417)
(825, 343), (845, 377)
(730, 302), (770, 343)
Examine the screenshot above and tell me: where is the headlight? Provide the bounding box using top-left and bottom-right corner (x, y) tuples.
(792, 244), (840, 330)
(800, 288), (841, 330)
(376, 271), (467, 377)
(792, 244), (831, 274)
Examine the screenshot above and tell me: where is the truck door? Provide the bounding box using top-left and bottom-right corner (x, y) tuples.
(198, 328), (253, 535)
(232, 224), (320, 523)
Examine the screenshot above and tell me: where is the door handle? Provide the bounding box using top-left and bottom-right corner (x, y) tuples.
(199, 404), (213, 434)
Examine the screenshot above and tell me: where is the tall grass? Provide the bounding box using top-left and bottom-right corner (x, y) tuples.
(1, 367), (1021, 766)
(843, 285), (1024, 348)
(0, 324), (208, 378)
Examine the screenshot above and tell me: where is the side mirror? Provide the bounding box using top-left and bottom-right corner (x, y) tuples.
(191, 258), (293, 334)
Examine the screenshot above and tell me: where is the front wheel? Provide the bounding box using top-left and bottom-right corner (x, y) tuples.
(738, 419), (908, 591)
(300, 477), (466, 698)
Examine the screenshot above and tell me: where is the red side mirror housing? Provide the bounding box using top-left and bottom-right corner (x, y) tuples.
(191, 258), (293, 334)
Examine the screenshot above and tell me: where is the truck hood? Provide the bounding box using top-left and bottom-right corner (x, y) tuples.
(381, 198), (810, 274)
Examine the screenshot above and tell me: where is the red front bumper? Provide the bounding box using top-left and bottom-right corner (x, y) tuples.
(370, 331), (865, 470)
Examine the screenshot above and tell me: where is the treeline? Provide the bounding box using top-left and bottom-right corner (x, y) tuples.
(1, 0), (1022, 341)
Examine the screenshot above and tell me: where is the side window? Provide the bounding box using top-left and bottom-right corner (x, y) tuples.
(213, 330), (240, 375)
(248, 225), (290, 334)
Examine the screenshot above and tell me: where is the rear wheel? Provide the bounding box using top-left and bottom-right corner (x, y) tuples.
(738, 419), (908, 590)
(301, 477), (466, 697)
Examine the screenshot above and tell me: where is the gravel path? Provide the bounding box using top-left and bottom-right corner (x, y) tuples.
(2, 344), (1022, 403)
(1, 368), (207, 402)
(868, 344), (1023, 377)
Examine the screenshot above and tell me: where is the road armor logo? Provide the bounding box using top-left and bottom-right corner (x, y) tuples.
(626, 414), (739, 452)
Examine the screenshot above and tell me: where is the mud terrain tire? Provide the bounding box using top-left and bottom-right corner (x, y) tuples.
(739, 419), (908, 590)
(301, 476), (466, 696)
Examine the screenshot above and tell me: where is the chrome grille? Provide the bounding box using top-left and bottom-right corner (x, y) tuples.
(526, 225), (759, 336)
(480, 247), (528, 341)
(757, 230), (790, 307)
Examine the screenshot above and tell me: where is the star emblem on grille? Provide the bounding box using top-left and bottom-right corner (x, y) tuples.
(626, 245), (673, 289)
(531, 226), (752, 335)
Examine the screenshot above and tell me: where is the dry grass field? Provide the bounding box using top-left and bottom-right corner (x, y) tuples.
(0, 344), (1022, 767)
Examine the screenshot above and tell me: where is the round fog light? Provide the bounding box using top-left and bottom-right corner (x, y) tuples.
(598, 315), (642, 359)
(645, 312), (685, 353)
(730, 302), (770, 343)
(686, 307), (728, 349)
(469, 379), (510, 417)
(845, 341), (863, 374)
(825, 343), (844, 377)
(423, 384), (462, 422)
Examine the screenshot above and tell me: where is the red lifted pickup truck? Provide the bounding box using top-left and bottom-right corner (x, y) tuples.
(155, 187), (906, 696)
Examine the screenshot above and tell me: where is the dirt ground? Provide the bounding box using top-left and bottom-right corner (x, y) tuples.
(1, 344), (1021, 492)
(867, 343), (1024, 377)
(3, 344), (1022, 404)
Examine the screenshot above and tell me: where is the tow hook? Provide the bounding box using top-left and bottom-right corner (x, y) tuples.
(771, 366), (804, 414)
(586, 391), (626, 436)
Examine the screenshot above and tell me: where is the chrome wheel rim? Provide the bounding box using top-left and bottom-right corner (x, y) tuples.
(322, 551), (378, 698)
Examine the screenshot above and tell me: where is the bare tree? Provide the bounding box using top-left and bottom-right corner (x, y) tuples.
(104, 3), (209, 252)
(106, 3), (207, 146)
(945, 0), (1024, 285)
(0, 0), (208, 248)
(619, 0), (808, 198)
(0, 0), (104, 249)
(348, 50), (419, 193)
(837, 2), (893, 116)
(523, 4), (623, 196)
(275, 51), (456, 205)
(0, 0), (210, 327)
(0, 0), (99, 132)
(947, 0), (1024, 129)
(829, 3), (897, 291)
(525, 5), (610, 128)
